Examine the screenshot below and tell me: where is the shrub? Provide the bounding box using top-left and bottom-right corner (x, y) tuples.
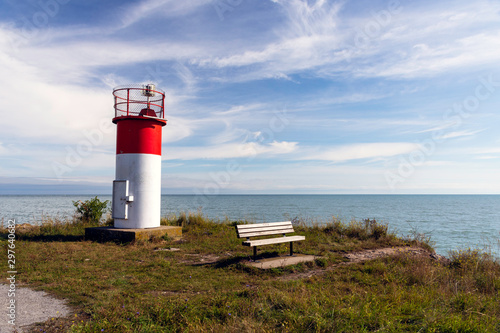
(72, 196), (109, 224)
(448, 248), (500, 294)
(341, 219), (388, 240)
(175, 210), (209, 228)
(364, 219), (388, 240)
(323, 219), (344, 235)
(449, 248), (489, 271)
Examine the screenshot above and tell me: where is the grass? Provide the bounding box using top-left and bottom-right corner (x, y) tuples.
(1, 212), (500, 332)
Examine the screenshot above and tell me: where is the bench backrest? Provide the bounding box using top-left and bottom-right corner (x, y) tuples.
(235, 221), (295, 239)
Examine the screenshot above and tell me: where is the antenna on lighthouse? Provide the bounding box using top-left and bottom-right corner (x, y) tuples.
(142, 83), (156, 97)
(142, 83), (156, 109)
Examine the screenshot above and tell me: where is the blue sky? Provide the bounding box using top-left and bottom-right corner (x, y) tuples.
(0, 0), (499, 194)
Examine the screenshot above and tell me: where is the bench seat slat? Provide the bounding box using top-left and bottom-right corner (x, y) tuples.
(236, 221), (291, 230)
(237, 228), (295, 238)
(242, 235), (305, 247)
(237, 225), (293, 234)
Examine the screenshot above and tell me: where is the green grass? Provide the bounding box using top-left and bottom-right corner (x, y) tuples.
(1, 212), (500, 332)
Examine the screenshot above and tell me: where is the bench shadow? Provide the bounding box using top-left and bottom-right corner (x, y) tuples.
(188, 253), (281, 268)
(212, 255), (248, 268)
(206, 251), (282, 269)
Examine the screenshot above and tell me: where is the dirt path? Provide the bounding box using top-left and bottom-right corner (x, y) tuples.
(344, 246), (446, 263)
(279, 246), (449, 281)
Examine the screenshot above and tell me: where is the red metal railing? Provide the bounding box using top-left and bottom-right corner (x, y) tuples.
(113, 85), (166, 119)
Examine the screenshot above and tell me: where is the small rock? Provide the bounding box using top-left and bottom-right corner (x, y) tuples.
(154, 248), (180, 252)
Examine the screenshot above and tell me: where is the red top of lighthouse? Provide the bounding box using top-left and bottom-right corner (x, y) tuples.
(112, 84), (166, 123)
(112, 84), (167, 155)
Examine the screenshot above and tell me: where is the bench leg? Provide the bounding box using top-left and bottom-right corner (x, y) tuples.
(290, 242), (293, 256)
(253, 246), (257, 261)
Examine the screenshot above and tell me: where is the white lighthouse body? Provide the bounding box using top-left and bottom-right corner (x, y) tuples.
(111, 84), (166, 229)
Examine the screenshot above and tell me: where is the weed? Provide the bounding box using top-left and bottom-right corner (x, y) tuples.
(72, 196), (109, 224)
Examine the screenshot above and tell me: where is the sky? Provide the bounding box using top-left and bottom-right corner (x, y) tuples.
(0, 0), (499, 194)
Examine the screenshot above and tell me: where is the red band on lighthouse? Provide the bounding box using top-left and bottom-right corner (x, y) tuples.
(113, 116), (166, 155)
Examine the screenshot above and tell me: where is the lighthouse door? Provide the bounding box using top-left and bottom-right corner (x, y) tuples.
(112, 180), (133, 220)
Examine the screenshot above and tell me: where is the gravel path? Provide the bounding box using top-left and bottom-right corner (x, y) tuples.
(0, 284), (71, 333)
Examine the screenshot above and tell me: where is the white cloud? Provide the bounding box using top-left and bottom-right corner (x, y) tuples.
(344, 1), (500, 78)
(300, 142), (420, 162)
(473, 147), (500, 155)
(172, 62), (198, 93)
(163, 140), (298, 160)
(474, 155), (500, 160)
(298, 92), (393, 108)
(195, 0), (346, 79)
(363, 32), (500, 79)
(195, 1), (500, 82)
(0, 143), (8, 155)
(212, 104), (267, 116)
(269, 141), (298, 154)
(163, 116), (194, 143)
(164, 162), (393, 193)
(469, 147), (500, 160)
(439, 129), (483, 140)
(271, 0), (342, 37)
(119, 0), (212, 29)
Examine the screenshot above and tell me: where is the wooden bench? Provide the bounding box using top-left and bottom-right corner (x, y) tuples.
(235, 221), (305, 260)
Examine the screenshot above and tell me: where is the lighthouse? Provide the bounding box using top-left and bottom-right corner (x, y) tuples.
(111, 84), (166, 229)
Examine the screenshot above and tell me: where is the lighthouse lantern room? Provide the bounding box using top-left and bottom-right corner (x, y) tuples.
(111, 84), (166, 229)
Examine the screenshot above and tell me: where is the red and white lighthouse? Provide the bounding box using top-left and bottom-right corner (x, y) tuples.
(111, 84), (166, 229)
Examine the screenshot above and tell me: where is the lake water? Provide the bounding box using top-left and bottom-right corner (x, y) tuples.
(0, 194), (499, 256)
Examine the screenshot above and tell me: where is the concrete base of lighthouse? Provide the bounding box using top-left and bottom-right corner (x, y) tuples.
(85, 226), (182, 243)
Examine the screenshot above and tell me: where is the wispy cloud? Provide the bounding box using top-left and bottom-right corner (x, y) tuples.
(438, 129), (483, 140)
(164, 141), (298, 160)
(363, 32), (500, 79)
(119, 0), (213, 29)
(195, 1), (500, 82)
(195, 0), (345, 80)
(298, 142), (419, 162)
